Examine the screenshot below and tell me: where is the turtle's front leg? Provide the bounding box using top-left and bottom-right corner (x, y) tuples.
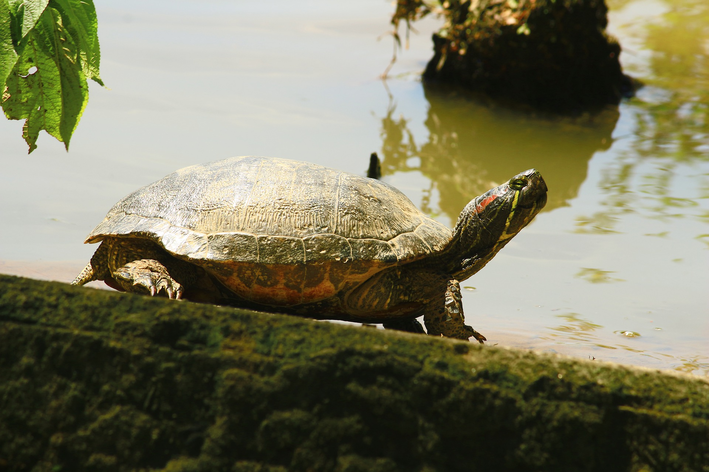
(424, 280), (486, 343)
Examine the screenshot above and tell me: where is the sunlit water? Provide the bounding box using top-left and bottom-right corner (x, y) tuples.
(1, 0), (707, 375)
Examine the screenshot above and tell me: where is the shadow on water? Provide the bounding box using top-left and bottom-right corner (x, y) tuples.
(376, 82), (620, 221)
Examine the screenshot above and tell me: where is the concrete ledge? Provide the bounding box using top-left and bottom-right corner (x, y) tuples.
(1, 274), (707, 471)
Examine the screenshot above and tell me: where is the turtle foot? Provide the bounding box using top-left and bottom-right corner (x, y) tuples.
(114, 259), (184, 299)
(424, 279), (486, 343)
(469, 328), (487, 344)
(442, 323), (486, 343)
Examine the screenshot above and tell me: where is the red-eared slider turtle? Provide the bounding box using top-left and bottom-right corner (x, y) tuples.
(72, 156), (547, 342)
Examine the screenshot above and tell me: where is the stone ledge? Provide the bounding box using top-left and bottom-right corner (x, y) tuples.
(0, 273), (707, 472)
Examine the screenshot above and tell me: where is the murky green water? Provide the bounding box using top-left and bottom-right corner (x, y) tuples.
(1, 0), (707, 375)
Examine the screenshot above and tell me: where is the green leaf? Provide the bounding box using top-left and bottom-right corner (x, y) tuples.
(2, 0), (102, 153)
(51, 0), (102, 85)
(8, 0), (50, 40)
(2, 5), (87, 152)
(0, 0), (19, 85)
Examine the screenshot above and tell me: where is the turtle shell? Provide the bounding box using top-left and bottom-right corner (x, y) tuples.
(86, 156), (452, 306)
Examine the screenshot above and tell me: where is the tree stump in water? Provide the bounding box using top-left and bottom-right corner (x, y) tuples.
(397, 0), (633, 113)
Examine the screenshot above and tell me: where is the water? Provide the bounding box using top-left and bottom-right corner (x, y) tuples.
(0, 0), (707, 375)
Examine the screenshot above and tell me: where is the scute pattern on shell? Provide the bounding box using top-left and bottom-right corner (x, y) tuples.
(85, 156), (453, 305)
(87, 156), (451, 265)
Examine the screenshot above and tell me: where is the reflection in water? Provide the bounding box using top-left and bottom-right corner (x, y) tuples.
(547, 313), (605, 345)
(698, 235), (709, 250)
(578, 0), (709, 234)
(374, 0), (709, 377)
(615, 330), (641, 338)
(676, 357), (709, 375)
(575, 268), (625, 284)
(638, 0), (709, 156)
(572, 148), (709, 234)
(365, 0), (709, 374)
(377, 83), (619, 222)
(548, 315), (663, 360)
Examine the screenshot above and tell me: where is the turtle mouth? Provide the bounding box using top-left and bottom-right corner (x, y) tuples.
(534, 192), (548, 209)
(518, 191), (547, 210)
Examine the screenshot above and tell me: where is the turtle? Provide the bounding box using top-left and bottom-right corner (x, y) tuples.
(72, 156), (547, 342)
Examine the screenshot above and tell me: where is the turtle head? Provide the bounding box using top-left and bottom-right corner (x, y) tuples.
(446, 169), (547, 280)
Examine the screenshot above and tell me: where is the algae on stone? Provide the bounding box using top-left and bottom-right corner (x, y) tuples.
(1, 273), (708, 471)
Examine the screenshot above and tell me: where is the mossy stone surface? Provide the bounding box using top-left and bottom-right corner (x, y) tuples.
(1, 273), (707, 471)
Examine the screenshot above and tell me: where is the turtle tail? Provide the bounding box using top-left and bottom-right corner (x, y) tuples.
(72, 241), (110, 286)
(71, 261), (97, 286)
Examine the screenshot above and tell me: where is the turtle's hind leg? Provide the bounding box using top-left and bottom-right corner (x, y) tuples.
(383, 318), (425, 334)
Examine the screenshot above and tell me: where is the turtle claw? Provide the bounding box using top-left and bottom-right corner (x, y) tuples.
(135, 275), (182, 299)
(155, 276), (179, 299)
(115, 259), (183, 299)
(165, 285), (184, 300)
(470, 328), (487, 344)
(154, 275), (182, 299)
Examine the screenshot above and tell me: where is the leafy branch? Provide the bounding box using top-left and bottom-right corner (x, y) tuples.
(382, 0), (436, 77)
(1, 0), (103, 153)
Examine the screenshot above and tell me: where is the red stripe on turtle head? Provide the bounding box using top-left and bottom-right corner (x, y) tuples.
(475, 194), (498, 214)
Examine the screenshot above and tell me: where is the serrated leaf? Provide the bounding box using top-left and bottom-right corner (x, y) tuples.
(2, 0), (101, 152)
(2, 5), (87, 152)
(8, 0), (49, 39)
(51, 0), (102, 85)
(1, 0), (19, 85)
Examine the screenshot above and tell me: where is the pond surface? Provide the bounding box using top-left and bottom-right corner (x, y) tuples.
(1, 0), (707, 375)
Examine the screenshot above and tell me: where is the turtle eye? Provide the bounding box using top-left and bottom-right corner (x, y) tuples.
(509, 177), (528, 191)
